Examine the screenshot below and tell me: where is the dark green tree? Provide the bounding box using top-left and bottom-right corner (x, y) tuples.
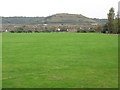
(113, 17), (119, 33)
(118, 18), (120, 33)
(16, 27), (24, 33)
(107, 7), (115, 33)
(103, 23), (109, 33)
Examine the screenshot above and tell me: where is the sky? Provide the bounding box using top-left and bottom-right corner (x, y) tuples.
(0, 0), (119, 19)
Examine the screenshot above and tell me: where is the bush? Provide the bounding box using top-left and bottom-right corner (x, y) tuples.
(27, 30), (32, 33)
(34, 30), (39, 33)
(10, 31), (15, 33)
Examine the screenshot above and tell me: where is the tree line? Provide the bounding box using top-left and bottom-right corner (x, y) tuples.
(103, 7), (120, 34)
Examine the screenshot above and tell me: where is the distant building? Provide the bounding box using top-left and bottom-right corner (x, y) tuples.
(91, 23), (98, 25)
(43, 24), (47, 26)
(57, 28), (61, 31)
(5, 30), (8, 32)
(14, 26), (21, 27)
(67, 29), (77, 32)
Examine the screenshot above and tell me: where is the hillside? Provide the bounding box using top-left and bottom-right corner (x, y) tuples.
(92, 18), (107, 25)
(43, 13), (97, 25)
(2, 13), (107, 25)
(2, 17), (45, 24)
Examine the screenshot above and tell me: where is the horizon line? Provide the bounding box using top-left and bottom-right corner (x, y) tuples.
(0, 13), (107, 19)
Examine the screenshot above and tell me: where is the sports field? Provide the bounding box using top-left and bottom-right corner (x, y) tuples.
(2, 33), (118, 88)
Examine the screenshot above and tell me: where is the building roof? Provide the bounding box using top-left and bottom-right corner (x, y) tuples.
(67, 29), (77, 31)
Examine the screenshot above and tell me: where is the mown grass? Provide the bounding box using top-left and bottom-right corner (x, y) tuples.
(2, 33), (118, 88)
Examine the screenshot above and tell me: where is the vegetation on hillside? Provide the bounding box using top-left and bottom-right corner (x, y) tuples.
(43, 13), (97, 25)
(2, 17), (45, 24)
(2, 13), (107, 25)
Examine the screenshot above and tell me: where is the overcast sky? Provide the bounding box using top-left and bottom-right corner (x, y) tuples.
(0, 0), (119, 18)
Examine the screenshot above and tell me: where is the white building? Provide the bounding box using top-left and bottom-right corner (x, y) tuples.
(5, 30), (8, 32)
(57, 28), (61, 31)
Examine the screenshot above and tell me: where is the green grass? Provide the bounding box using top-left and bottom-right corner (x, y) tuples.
(2, 33), (118, 88)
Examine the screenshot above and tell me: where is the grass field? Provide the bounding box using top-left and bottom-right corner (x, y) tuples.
(2, 33), (118, 88)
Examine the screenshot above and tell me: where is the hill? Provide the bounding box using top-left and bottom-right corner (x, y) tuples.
(43, 13), (97, 25)
(2, 13), (107, 25)
(2, 17), (45, 24)
(92, 18), (107, 25)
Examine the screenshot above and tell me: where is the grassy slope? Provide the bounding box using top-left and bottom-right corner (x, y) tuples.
(2, 13), (98, 25)
(2, 33), (118, 88)
(44, 13), (96, 25)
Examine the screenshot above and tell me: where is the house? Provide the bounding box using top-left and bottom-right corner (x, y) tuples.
(67, 29), (77, 32)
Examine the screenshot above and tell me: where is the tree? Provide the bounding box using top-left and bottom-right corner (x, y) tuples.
(118, 18), (120, 33)
(102, 24), (109, 33)
(117, 13), (120, 33)
(107, 7), (115, 33)
(16, 27), (24, 33)
(113, 17), (119, 33)
(94, 25), (103, 33)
